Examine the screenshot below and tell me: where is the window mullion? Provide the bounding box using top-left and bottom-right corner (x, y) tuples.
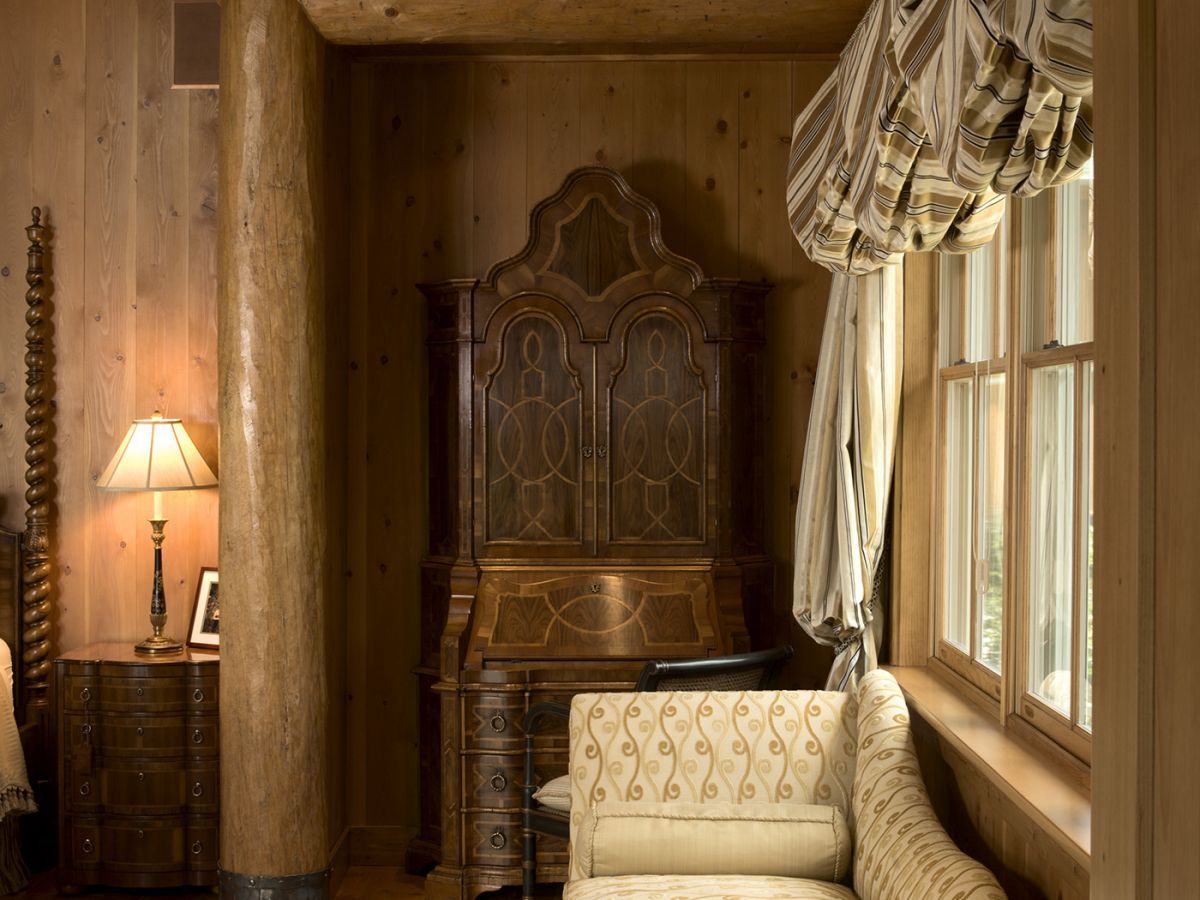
(1069, 357), (1084, 729)
(970, 372), (981, 662)
(1002, 207), (1024, 722)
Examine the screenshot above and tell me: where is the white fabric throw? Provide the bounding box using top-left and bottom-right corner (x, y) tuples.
(0, 641), (35, 819)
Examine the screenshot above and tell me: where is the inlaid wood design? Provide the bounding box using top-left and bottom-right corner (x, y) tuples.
(462, 812), (521, 867)
(472, 570), (712, 663)
(461, 692), (524, 751)
(484, 315), (585, 544)
(609, 313), (706, 542)
(543, 195), (647, 301)
(481, 167), (703, 326)
(56, 645), (219, 891)
(417, 168), (771, 900)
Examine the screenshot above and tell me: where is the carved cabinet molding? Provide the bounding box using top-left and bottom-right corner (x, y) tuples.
(413, 167), (772, 900)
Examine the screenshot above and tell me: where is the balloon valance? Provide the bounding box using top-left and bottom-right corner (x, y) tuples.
(786, 0), (1093, 275)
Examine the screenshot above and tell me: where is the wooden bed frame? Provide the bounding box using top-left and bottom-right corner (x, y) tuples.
(0, 208), (54, 867)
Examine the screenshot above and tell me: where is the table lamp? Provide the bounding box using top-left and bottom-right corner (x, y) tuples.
(97, 411), (218, 654)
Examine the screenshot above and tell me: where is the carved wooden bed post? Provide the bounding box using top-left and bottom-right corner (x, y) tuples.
(22, 207), (52, 720)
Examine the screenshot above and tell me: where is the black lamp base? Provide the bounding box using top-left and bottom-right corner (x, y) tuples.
(137, 516), (183, 655)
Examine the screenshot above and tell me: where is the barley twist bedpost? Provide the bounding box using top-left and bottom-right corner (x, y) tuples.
(21, 207), (52, 718)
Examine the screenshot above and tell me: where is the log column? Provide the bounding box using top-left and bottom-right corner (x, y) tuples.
(217, 0), (331, 895)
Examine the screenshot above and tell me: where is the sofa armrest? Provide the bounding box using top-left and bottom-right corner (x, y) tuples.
(852, 670), (1005, 900)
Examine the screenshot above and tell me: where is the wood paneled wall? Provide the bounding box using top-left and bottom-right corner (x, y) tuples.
(910, 714), (1089, 900)
(344, 57), (835, 830)
(0, 0), (219, 656)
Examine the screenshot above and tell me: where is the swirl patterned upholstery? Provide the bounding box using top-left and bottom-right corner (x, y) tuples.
(563, 669), (1005, 900)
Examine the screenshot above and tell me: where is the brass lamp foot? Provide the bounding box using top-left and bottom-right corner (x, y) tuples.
(135, 633), (183, 655)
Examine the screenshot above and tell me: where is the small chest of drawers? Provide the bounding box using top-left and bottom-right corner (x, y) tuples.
(55, 642), (219, 892)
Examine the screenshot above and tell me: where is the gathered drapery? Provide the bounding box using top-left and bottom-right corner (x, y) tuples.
(787, 0), (1093, 276)
(793, 269), (903, 690)
(788, 0), (1093, 688)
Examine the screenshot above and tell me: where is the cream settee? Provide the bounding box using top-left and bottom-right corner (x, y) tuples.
(561, 669), (1005, 900)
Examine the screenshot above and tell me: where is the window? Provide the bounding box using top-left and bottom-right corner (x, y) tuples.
(934, 162), (1094, 759)
(935, 219), (1008, 700)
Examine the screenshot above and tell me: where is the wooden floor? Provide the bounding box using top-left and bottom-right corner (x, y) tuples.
(16, 868), (551, 898)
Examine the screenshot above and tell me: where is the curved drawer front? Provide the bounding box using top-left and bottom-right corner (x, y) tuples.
(69, 764), (178, 816)
(463, 812), (521, 867)
(462, 693), (523, 751)
(187, 766), (219, 815)
(63, 714), (219, 758)
(186, 821), (219, 870)
(476, 570), (715, 661)
(67, 817), (194, 874)
(464, 755), (523, 810)
(62, 674), (218, 714)
(66, 763), (218, 817)
(464, 750), (567, 811)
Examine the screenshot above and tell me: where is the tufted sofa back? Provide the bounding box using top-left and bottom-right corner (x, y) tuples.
(567, 688), (860, 881)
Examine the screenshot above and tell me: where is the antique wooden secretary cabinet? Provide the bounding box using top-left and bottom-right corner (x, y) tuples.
(415, 167), (772, 899)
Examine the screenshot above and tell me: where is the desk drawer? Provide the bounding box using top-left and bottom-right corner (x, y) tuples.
(463, 812), (521, 867)
(462, 693), (523, 751)
(478, 570), (712, 661)
(61, 672), (218, 713)
(63, 714), (219, 758)
(66, 762), (219, 817)
(63, 816), (219, 874)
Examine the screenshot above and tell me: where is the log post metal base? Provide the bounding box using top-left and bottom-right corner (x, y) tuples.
(218, 869), (332, 900)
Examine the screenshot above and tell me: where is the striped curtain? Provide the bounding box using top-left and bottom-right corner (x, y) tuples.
(787, 0), (1092, 275)
(788, 0), (1092, 687)
(793, 269), (902, 690)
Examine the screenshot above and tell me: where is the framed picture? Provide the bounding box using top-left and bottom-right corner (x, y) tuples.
(188, 567), (220, 650)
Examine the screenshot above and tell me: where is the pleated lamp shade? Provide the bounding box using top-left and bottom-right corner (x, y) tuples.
(96, 412), (217, 492)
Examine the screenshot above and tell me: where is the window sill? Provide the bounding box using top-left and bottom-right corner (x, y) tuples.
(886, 664), (1091, 871)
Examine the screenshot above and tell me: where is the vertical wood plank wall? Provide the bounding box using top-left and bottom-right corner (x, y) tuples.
(344, 57), (836, 831)
(0, 0), (219, 656)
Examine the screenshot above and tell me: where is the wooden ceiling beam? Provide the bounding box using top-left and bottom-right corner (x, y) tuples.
(295, 0), (867, 53)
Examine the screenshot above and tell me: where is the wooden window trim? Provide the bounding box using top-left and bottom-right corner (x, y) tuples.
(889, 664), (1091, 870)
(895, 194), (1095, 767)
(934, 362), (1007, 703)
(1014, 344), (1094, 765)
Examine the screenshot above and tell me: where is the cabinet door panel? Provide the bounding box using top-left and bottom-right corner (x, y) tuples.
(599, 306), (716, 555)
(476, 309), (593, 557)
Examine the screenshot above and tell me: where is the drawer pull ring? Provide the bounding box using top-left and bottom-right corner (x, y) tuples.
(489, 714), (507, 733)
(590, 583), (601, 593)
(490, 772), (507, 792)
(193, 688), (205, 702)
(490, 829), (506, 850)
(79, 782), (91, 797)
(137, 829), (144, 839)
(193, 782), (204, 797)
(136, 686), (144, 697)
(136, 726), (144, 737)
(193, 729), (204, 744)
(192, 841), (204, 855)
(79, 688), (91, 702)
(597, 445), (607, 459)
(81, 839), (94, 854)
(81, 724), (92, 737)
(582, 446), (593, 459)
(138, 772), (145, 783)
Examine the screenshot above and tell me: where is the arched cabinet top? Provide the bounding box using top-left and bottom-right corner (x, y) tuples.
(418, 166), (771, 344)
(486, 166), (703, 303)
